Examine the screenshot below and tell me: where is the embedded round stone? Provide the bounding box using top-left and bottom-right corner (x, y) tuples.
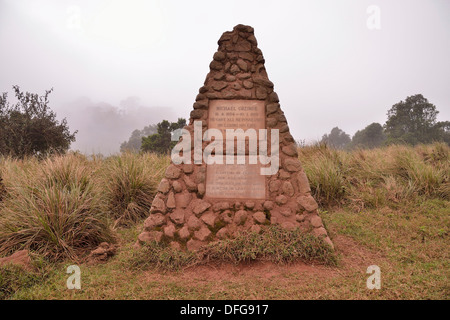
(283, 158), (302, 172)
(201, 212), (217, 227)
(253, 211), (267, 224)
(297, 194), (318, 212)
(165, 165), (182, 179)
(310, 215), (323, 228)
(187, 215), (202, 231)
(178, 226), (191, 240)
(150, 197), (166, 214)
(194, 226), (211, 241)
(193, 200), (211, 215)
(169, 209), (185, 225)
(157, 179), (170, 194)
(234, 210), (248, 225)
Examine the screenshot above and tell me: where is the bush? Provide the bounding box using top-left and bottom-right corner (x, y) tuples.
(0, 154), (113, 261)
(102, 152), (170, 227)
(0, 86), (76, 158)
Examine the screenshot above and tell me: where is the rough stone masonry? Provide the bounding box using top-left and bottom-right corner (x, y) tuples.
(136, 24), (333, 251)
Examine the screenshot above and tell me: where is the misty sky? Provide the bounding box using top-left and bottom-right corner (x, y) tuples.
(1, 0), (449, 154)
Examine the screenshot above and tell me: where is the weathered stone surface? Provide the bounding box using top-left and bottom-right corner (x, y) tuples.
(216, 227), (229, 239)
(158, 179), (170, 194)
(266, 103), (279, 115)
(178, 226), (191, 240)
(175, 192), (191, 208)
(213, 51), (226, 61)
(281, 222), (296, 231)
(212, 81), (228, 91)
(150, 197), (166, 214)
(245, 201), (255, 210)
(187, 215), (202, 231)
(279, 169), (291, 180)
(144, 213), (166, 229)
(192, 200), (211, 215)
(263, 201), (274, 210)
(275, 195), (288, 205)
(310, 215), (323, 228)
(267, 117), (277, 127)
(280, 208), (292, 217)
(165, 165), (182, 179)
(172, 180), (183, 193)
(210, 60), (223, 70)
(230, 64), (240, 74)
(282, 181), (295, 197)
(138, 231), (163, 243)
(166, 191), (176, 209)
(201, 212), (217, 227)
(283, 158), (302, 172)
(213, 201), (231, 212)
(169, 209), (185, 225)
(313, 227), (327, 238)
(234, 210), (248, 225)
(194, 227), (211, 241)
(296, 214), (306, 222)
(269, 180), (281, 192)
(197, 183), (205, 197)
(282, 144), (298, 157)
(236, 59), (248, 71)
(250, 225), (261, 234)
(186, 239), (205, 251)
(256, 87), (267, 99)
(297, 194), (318, 212)
(0, 250), (32, 270)
(297, 171), (311, 194)
(164, 224), (176, 238)
(253, 211), (267, 224)
(183, 176), (197, 192)
(182, 164), (194, 174)
(170, 241), (181, 250)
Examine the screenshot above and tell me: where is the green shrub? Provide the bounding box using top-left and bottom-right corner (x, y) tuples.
(101, 152), (170, 227)
(0, 154), (113, 261)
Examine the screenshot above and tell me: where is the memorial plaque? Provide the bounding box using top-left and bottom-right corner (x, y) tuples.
(205, 156), (266, 199)
(208, 100), (265, 135)
(206, 99), (266, 199)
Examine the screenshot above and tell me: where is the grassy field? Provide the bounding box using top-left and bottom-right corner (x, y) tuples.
(0, 143), (449, 300)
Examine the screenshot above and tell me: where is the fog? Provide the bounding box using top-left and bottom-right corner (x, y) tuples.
(1, 0), (449, 154)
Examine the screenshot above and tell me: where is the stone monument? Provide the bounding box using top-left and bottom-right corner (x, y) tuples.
(136, 24), (333, 251)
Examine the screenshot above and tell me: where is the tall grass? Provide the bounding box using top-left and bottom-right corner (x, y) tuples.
(101, 152), (170, 227)
(0, 154), (113, 261)
(300, 142), (449, 209)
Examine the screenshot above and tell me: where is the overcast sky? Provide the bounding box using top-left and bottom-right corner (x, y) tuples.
(1, 0), (449, 154)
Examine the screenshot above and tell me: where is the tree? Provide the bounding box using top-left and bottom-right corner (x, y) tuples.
(384, 94), (446, 145)
(120, 124), (157, 153)
(141, 118), (186, 154)
(0, 86), (77, 158)
(321, 127), (351, 149)
(351, 123), (386, 149)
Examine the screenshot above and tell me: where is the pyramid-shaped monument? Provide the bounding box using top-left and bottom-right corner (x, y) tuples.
(137, 24), (333, 251)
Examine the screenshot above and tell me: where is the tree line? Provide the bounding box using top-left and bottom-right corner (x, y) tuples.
(1, 87), (448, 159)
(321, 94), (449, 150)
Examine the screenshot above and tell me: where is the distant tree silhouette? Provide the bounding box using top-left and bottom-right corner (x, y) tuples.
(351, 123), (386, 149)
(0, 86), (77, 158)
(120, 124), (157, 153)
(384, 94), (448, 145)
(141, 118), (186, 154)
(321, 127), (351, 149)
